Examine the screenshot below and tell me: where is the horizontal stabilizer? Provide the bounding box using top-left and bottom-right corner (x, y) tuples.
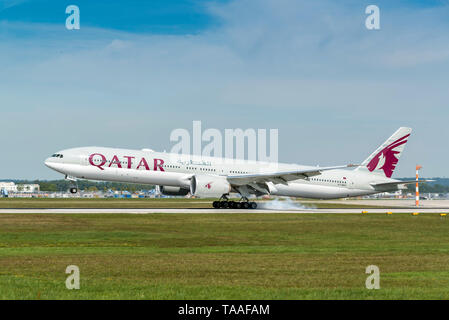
(370, 180), (434, 188)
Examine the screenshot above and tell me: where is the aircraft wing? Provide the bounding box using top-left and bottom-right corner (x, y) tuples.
(370, 180), (435, 188)
(226, 164), (359, 186)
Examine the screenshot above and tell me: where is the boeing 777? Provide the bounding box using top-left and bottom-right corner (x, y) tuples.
(45, 127), (424, 209)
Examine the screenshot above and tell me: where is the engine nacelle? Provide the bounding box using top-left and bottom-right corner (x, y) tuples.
(159, 186), (190, 196)
(190, 175), (231, 198)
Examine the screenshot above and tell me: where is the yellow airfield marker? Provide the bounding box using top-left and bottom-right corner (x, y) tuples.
(386, 212), (393, 215)
(412, 212), (420, 216)
(361, 210), (368, 214)
(440, 213), (447, 218)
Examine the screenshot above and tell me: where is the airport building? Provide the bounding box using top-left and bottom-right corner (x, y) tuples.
(0, 182), (18, 193)
(19, 184), (40, 193)
(0, 182), (40, 194)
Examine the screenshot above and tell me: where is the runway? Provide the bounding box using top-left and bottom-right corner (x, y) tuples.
(0, 208), (448, 214)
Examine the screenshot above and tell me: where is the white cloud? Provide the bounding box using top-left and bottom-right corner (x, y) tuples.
(0, 0), (27, 11)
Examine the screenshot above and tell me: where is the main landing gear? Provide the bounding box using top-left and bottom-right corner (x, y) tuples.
(212, 196), (258, 209)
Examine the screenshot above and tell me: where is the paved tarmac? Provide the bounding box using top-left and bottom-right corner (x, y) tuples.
(0, 208), (448, 214)
(300, 199), (449, 208)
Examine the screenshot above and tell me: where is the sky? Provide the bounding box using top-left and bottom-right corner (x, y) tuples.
(0, 0), (448, 179)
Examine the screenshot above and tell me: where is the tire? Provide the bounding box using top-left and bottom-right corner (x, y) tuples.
(212, 201), (220, 208)
(235, 202), (242, 209)
(250, 202), (257, 209)
(242, 202), (250, 209)
(220, 201), (229, 209)
(69, 188), (78, 194)
(228, 201), (235, 209)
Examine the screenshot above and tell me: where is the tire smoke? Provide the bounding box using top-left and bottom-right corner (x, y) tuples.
(258, 197), (315, 210)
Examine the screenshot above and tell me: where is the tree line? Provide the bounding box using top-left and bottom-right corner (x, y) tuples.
(403, 178), (449, 194)
(7, 180), (155, 193)
(5, 178), (449, 194)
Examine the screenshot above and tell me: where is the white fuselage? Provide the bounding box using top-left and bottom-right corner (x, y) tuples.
(44, 147), (402, 199)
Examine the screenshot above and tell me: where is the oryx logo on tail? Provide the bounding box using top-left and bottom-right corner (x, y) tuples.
(367, 134), (410, 178)
(357, 127), (412, 178)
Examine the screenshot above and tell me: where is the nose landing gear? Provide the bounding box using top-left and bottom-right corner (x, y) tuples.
(65, 175), (79, 194)
(69, 187), (78, 194)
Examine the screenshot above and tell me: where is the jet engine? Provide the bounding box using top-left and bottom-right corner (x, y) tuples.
(159, 186), (190, 196)
(190, 175), (231, 198)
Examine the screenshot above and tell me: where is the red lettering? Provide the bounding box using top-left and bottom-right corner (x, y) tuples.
(89, 153), (106, 170)
(124, 156), (135, 169)
(154, 158), (165, 171)
(109, 155), (122, 168)
(136, 157), (150, 170)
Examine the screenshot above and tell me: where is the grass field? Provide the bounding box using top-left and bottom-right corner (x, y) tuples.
(0, 198), (391, 209)
(0, 210), (448, 299)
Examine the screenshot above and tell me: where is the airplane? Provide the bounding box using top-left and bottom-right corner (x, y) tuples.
(44, 127), (427, 209)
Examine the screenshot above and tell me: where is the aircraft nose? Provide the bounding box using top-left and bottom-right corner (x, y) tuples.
(44, 157), (55, 169)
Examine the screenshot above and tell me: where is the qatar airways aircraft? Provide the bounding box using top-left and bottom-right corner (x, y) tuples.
(45, 127), (423, 209)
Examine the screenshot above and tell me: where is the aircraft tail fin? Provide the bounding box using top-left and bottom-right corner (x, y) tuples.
(356, 127), (412, 178)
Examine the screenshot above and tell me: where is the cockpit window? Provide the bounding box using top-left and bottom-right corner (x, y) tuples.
(52, 154), (64, 158)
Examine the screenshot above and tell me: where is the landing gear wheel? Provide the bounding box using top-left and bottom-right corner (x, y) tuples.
(242, 202), (250, 209)
(212, 201), (220, 208)
(69, 187), (78, 194)
(249, 202), (257, 209)
(235, 202), (242, 209)
(220, 201), (229, 209)
(228, 201), (235, 209)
